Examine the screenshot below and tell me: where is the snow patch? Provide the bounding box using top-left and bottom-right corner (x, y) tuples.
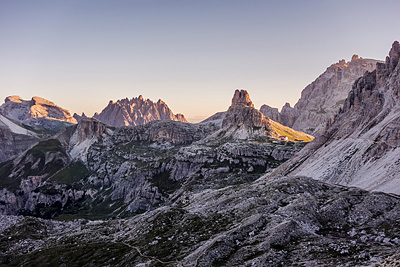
(0, 114), (37, 137)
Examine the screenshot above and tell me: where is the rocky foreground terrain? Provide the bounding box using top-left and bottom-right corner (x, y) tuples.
(2, 176), (400, 266)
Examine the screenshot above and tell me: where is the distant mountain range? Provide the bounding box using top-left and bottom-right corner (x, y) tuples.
(92, 95), (188, 127)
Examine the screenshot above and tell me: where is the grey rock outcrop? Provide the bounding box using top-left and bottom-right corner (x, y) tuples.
(199, 111), (226, 128)
(93, 95), (188, 127)
(259, 104), (281, 122)
(73, 112), (87, 123)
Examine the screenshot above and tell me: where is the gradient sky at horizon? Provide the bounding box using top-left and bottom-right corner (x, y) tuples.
(0, 0), (399, 122)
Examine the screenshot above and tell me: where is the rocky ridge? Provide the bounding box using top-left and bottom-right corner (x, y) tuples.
(93, 95), (188, 127)
(272, 41), (400, 194)
(260, 55), (381, 135)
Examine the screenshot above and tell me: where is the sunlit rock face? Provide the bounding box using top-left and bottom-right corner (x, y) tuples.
(222, 90), (267, 128)
(218, 90), (314, 141)
(273, 41), (400, 195)
(0, 96), (77, 124)
(260, 56), (382, 135)
(93, 95), (188, 127)
(231, 89), (255, 108)
(0, 96), (77, 132)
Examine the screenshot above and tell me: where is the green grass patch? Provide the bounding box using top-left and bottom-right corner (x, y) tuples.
(28, 139), (66, 157)
(19, 139), (68, 179)
(2, 242), (132, 267)
(48, 161), (91, 185)
(0, 160), (21, 191)
(151, 171), (180, 195)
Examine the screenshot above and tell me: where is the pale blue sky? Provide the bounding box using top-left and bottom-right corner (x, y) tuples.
(0, 0), (398, 122)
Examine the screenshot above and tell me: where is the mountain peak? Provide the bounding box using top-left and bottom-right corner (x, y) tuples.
(231, 89), (255, 108)
(0, 95), (77, 131)
(94, 95), (188, 127)
(386, 40), (400, 71)
(5, 95), (23, 103)
(351, 54), (360, 61)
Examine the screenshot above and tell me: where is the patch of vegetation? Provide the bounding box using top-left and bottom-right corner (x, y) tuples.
(55, 192), (128, 221)
(270, 123), (314, 142)
(131, 208), (232, 262)
(48, 161), (91, 185)
(2, 242), (132, 267)
(151, 171), (180, 195)
(0, 217), (48, 242)
(28, 139), (66, 156)
(20, 139), (68, 179)
(20, 123), (57, 136)
(0, 160), (20, 191)
(33, 184), (60, 195)
(88, 196), (127, 220)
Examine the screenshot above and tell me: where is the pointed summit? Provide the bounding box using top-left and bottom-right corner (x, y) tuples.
(386, 41), (400, 71)
(231, 89), (255, 108)
(351, 54), (360, 61)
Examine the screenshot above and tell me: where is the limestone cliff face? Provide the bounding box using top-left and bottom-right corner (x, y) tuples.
(0, 96), (77, 132)
(260, 56), (381, 135)
(93, 95), (188, 127)
(273, 41), (400, 194)
(259, 105), (281, 122)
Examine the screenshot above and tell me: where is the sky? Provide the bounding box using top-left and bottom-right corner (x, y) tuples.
(0, 0), (399, 122)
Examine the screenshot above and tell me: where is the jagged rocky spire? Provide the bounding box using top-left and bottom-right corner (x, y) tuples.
(231, 89), (255, 108)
